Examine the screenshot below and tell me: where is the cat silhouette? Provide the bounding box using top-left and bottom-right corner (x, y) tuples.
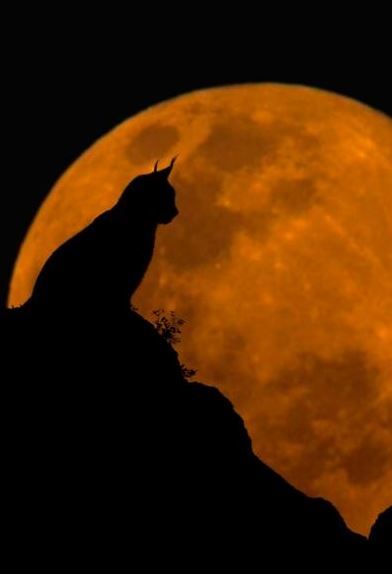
(27, 158), (178, 316)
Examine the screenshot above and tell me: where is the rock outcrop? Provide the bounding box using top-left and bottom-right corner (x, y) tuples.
(1, 307), (373, 569)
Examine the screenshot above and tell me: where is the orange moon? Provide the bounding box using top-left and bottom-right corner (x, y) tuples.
(9, 84), (392, 535)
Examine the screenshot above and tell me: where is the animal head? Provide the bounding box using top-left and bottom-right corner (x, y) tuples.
(118, 158), (179, 224)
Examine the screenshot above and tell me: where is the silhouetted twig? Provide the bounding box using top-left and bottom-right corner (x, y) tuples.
(151, 308), (196, 380)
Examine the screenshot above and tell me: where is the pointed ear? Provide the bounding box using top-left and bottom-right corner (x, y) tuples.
(158, 156), (178, 179)
(168, 155), (177, 172)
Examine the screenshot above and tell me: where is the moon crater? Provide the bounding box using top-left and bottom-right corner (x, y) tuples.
(127, 123), (180, 163)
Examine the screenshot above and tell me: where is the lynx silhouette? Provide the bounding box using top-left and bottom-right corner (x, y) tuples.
(27, 159), (178, 315)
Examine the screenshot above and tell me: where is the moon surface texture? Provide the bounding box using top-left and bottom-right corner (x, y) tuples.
(10, 85), (392, 535)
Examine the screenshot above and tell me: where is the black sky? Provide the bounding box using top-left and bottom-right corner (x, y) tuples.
(2, 17), (391, 307)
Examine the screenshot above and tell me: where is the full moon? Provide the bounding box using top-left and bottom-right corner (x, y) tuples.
(9, 84), (392, 535)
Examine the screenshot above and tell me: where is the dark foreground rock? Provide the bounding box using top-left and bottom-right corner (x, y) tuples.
(1, 306), (377, 569)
